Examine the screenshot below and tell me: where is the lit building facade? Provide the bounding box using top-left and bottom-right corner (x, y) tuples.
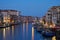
(0, 10), (20, 24)
(46, 10), (52, 25)
(46, 6), (60, 27)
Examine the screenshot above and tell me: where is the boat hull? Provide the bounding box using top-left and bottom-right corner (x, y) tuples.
(42, 31), (55, 37)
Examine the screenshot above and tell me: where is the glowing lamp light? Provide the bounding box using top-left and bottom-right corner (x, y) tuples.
(45, 22), (48, 26)
(12, 20), (14, 23)
(52, 23), (55, 28)
(50, 25), (53, 28)
(40, 20), (42, 23)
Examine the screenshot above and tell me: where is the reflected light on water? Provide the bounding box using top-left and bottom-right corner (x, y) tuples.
(32, 27), (34, 40)
(12, 26), (14, 40)
(23, 23), (25, 33)
(23, 23), (25, 40)
(6, 27), (10, 30)
(26, 23), (28, 32)
(52, 36), (56, 40)
(26, 23), (28, 40)
(12, 26), (14, 36)
(3, 28), (6, 39)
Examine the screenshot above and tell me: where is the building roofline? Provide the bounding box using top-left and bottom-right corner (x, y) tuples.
(0, 10), (19, 12)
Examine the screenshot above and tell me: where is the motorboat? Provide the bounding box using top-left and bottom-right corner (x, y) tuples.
(41, 28), (55, 37)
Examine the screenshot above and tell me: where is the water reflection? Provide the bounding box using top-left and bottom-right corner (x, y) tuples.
(26, 23), (28, 40)
(12, 26), (14, 36)
(6, 27), (10, 30)
(12, 26), (14, 40)
(26, 23), (28, 33)
(52, 36), (56, 40)
(0, 23), (53, 40)
(3, 28), (6, 40)
(32, 27), (34, 40)
(22, 23), (32, 40)
(22, 23), (26, 40)
(3, 27), (10, 40)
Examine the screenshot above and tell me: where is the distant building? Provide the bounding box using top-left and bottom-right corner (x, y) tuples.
(20, 15), (33, 23)
(27, 16), (33, 22)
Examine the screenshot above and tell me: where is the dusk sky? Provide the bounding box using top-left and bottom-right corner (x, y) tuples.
(0, 0), (60, 17)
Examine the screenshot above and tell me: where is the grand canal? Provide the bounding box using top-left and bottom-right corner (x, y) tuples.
(0, 23), (53, 40)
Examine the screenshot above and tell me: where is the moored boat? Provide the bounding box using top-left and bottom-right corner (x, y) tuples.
(41, 28), (55, 37)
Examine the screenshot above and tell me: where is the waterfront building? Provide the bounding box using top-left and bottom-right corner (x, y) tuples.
(20, 16), (27, 23)
(19, 15), (24, 22)
(27, 16), (33, 22)
(32, 17), (37, 23)
(20, 15), (33, 23)
(45, 6), (60, 27)
(0, 12), (3, 26)
(19, 15), (40, 23)
(32, 16), (35, 22)
(42, 16), (46, 24)
(46, 10), (52, 26)
(0, 10), (20, 25)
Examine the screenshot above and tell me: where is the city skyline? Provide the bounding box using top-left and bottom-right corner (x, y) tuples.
(0, 0), (60, 17)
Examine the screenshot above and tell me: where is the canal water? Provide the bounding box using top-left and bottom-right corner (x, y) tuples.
(0, 23), (52, 40)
